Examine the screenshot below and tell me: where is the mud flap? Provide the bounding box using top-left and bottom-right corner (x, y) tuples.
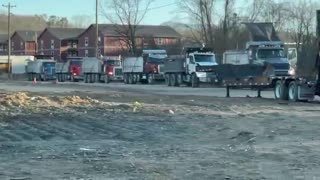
(298, 84), (315, 101)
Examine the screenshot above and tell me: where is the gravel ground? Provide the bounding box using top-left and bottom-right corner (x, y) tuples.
(0, 82), (319, 180)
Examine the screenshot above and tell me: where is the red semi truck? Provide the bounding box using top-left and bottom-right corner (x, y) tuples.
(102, 57), (123, 83)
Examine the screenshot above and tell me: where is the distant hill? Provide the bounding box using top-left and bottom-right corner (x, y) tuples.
(0, 14), (47, 34)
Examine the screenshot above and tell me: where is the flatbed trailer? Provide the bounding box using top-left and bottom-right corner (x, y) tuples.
(212, 64), (318, 101)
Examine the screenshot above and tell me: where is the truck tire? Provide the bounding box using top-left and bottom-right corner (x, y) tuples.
(170, 74), (177, 86)
(71, 75), (75, 82)
(176, 74), (182, 87)
(28, 73), (32, 81)
(104, 75), (110, 84)
(123, 74), (128, 84)
(191, 73), (199, 88)
(128, 74), (133, 84)
(165, 74), (171, 86)
(274, 80), (288, 100)
(91, 74), (96, 83)
(84, 74), (89, 83)
(147, 74), (154, 84)
(288, 81), (299, 102)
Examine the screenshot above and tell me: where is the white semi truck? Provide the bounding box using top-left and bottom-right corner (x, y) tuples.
(164, 47), (218, 88)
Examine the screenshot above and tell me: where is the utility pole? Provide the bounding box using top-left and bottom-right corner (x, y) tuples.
(95, 0), (99, 58)
(2, 3), (16, 77)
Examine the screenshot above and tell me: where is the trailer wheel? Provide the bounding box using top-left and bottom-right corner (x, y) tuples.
(191, 73), (199, 88)
(274, 80), (288, 100)
(288, 81), (299, 102)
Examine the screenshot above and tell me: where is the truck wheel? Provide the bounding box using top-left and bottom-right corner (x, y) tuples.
(123, 74), (128, 84)
(165, 74), (171, 86)
(170, 74), (177, 86)
(104, 75), (110, 84)
(84, 74), (88, 83)
(64, 74), (67, 82)
(128, 74), (133, 84)
(91, 74), (96, 83)
(288, 81), (299, 102)
(132, 74), (137, 84)
(28, 73), (32, 81)
(191, 73), (199, 88)
(274, 80), (288, 100)
(148, 75), (154, 84)
(176, 74), (182, 87)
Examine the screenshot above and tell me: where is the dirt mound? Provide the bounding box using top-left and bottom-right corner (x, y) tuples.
(0, 92), (30, 107)
(59, 96), (100, 106)
(0, 93), (102, 108)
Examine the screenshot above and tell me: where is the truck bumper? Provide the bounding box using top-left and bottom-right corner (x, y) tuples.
(109, 76), (123, 81)
(197, 72), (218, 83)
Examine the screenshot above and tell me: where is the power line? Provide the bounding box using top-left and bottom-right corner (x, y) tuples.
(146, 2), (177, 11)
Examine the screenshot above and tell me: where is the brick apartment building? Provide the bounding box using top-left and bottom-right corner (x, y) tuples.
(11, 31), (40, 56)
(37, 28), (85, 61)
(0, 34), (7, 56)
(78, 24), (181, 57)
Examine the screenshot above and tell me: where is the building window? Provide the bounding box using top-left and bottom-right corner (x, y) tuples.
(156, 38), (164, 45)
(85, 37), (89, 47)
(51, 40), (54, 49)
(20, 41), (24, 48)
(51, 51), (54, 55)
(40, 40), (44, 50)
(85, 50), (89, 57)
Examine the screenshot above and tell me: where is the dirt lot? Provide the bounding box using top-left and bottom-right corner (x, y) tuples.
(0, 81), (320, 179)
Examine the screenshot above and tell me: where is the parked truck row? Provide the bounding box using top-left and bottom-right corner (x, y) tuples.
(23, 10), (320, 102)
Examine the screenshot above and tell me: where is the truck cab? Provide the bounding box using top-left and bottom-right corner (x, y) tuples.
(247, 42), (293, 76)
(103, 58), (123, 83)
(185, 48), (218, 84)
(142, 49), (167, 83)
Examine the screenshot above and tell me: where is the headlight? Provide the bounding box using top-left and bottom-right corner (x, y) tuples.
(288, 67), (295, 76)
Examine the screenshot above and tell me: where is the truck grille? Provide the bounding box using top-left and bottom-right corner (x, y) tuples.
(114, 68), (122, 76)
(159, 64), (165, 73)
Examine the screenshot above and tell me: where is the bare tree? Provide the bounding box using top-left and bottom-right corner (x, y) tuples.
(102, 0), (153, 55)
(286, 0), (319, 74)
(70, 15), (92, 28)
(178, 0), (215, 49)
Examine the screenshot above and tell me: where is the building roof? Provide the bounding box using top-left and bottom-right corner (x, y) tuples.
(41, 28), (85, 40)
(0, 34), (8, 44)
(82, 24), (181, 38)
(13, 31), (42, 42)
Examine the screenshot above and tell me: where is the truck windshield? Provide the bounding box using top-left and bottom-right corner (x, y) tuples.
(70, 61), (82, 66)
(258, 49), (285, 59)
(106, 60), (120, 66)
(194, 55), (215, 63)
